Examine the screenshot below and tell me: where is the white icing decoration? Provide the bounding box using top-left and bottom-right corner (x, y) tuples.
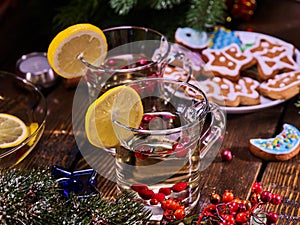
(202, 43), (253, 78)
(220, 56), (226, 62)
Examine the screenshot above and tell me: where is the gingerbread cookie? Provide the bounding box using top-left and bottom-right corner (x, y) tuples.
(199, 76), (260, 107)
(259, 70), (300, 100)
(201, 43), (255, 82)
(244, 38), (299, 80)
(175, 27), (210, 52)
(249, 124), (300, 161)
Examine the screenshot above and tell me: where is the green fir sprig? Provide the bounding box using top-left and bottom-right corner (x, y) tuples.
(51, 0), (227, 34)
(0, 168), (151, 225)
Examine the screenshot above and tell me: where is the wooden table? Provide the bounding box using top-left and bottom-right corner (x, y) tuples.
(1, 0), (300, 224)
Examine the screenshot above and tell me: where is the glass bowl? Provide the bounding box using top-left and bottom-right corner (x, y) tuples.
(0, 71), (47, 168)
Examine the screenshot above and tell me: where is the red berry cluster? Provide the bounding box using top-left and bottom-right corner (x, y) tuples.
(131, 182), (188, 221)
(197, 182), (282, 225)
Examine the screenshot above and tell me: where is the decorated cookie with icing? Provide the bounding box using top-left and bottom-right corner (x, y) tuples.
(244, 38), (299, 80)
(163, 65), (191, 82)
(175, 27), (210, 52)
(209, 26), (242, 49)
(201, 43), (255, 82)
(197, 76), (260, 107)
(168, 44), (205, 76)
(259, 70), (300, 100)
(249, 124), (300, 161)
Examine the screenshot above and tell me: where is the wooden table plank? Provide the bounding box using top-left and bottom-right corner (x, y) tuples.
(260, 96), (300, 225)
(17, 82), (80, 169)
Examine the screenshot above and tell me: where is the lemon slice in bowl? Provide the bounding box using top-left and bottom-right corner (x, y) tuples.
(85, 86), (143, 148)
(47, 23), (108, 79)
(0, 113), (29, 149)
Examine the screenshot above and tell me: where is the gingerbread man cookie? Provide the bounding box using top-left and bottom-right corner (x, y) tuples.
(249, 124), (300, 161)
(259, 70), (300, 100)
(244, 38), (299, 80)
(201, 43), (255, 82)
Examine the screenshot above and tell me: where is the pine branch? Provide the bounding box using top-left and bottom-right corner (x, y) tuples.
(109, 0), (138, 15)
(150, 0), (186, 10)
(186, 0), (227, 31)
(0, 168), (151, 224)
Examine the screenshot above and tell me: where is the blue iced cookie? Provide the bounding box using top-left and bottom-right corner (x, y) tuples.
(209, 26), (242, 49)
(175, 27), (210, 51)
(249, 124), (300, 161)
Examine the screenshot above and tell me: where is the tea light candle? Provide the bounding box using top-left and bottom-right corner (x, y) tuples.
(16, 52), (58, 88)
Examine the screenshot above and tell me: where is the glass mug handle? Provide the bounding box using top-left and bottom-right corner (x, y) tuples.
(162, 51), (193, 83)
(199, 102), (226, 171)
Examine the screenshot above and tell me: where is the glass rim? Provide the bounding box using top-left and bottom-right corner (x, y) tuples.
(113, 78), (209, 135)
(80, 26), (171, 73)
(0, 71), (47, 158)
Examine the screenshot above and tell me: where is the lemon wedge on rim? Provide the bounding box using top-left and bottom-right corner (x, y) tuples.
(0, 113), (29, 149)
(85, 86), (143, 148)
(47, 23), (107, 79)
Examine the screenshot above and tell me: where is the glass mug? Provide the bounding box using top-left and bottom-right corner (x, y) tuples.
(111, 78), (226, 220)
(78, 26), (193, 155)
(80, 26), (192, 100)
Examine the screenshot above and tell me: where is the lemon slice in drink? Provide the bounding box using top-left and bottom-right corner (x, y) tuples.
(47, 23), (107, 78)
(85, 86), (143, 148)
(0, 113), (29, 149)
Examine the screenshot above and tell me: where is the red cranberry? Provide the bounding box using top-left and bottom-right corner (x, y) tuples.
(267, 211), (279, 223)
(159, 187), (172, 196)
(235, 212), (248, 223)
(173, 208), (185, 220)
(270, 193), (282, 205)
(222, 190), (234, 203)
(152, 193), (165, 202)
(138, 189), (154, 200)
(172, 182), (188, 192)
(173, 143), (188, 157)
(251, 181), (263, 194)
(131, 184), (148, 192)
(260, 190), (273, 203)
(221, 149), (233, 161)
(210, 193), (221, 204)
(150, 198), (159, 205)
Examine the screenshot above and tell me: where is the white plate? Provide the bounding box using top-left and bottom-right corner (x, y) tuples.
(220, 31), (300, 114)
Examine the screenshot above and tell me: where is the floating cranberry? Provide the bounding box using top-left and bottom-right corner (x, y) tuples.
(159, 187), (172, 196)
(172, 182), (188, 192)
(152, 193), (165, 202)
(142, 114), (157, 123)
(267, 211), (279, 223)
(222, 190), (234, 203)
(131, 184), (148, 192)
(260, 190), (273, 203)
(270, 193), (282, 205)
(137, 58), (148, 66)
(150, 198), (159, 205)
(138, 189), (154, 200)
(221, 149), (233, 161)
(173, 143), (188, 158)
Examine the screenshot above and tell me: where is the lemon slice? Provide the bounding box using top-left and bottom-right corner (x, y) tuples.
(0, 113), (29, 149)
(85, 86), (143, 148)
(47, 23), (108, 78)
